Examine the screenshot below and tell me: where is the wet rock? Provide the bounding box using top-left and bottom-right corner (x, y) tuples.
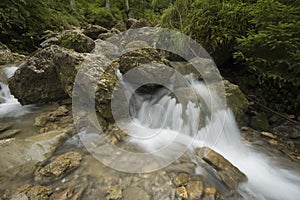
(0, 43), (26, 65)
(261, 131), (276, 139)
(106, 186), (122, 200)
(223, 80), (249, 118)
(51, 188), (74, 200)
(123, 187), (151, 200)
(129, 18), (151, 29)
(98, 32), (115, 40)
(2, 184), (52, 200)
(42, 30), (95, 53)
(113, 22), (126, 32)
(204, 187), (217, 196)
(84, 25), (108, 40)
(119, 48), (162, 74)
(268, 139), (279, 146)
(34, 105), (70, 127)
(34, 151), (82, 182)
(250, 113), (269, 131)
(106, 124), (128, 145)
(8, 46), (68, 104)
(186, 181), (203, 200)
(0, 129), (20, 139)
(0, 129), (70, 183)
(195, 147), (247, 189)
(176, 186), (188, 199)
(173, 173), (190, 186)
(0, 122), (13, 132)
(126, 18), (138, 29)
(166, 163), (196, 174)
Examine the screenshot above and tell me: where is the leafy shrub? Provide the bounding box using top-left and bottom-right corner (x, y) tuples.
(234, 0), (300, 88)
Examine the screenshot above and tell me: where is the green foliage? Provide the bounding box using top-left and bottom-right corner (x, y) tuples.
(161, 0), (251, 60)
(234, 0), (300, 88)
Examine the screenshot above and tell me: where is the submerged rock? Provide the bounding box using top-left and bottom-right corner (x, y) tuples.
(2, 184), (52, 200)
(195, 147), (247, 190)
(0, 129), (20, 139)
(123, 187), (151, 200)
(34, 151), (82, 182)
(186, 181), (204, 200)
(0, 128), (70, 185)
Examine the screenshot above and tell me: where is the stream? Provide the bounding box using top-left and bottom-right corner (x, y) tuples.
(0, 65), (300, 199)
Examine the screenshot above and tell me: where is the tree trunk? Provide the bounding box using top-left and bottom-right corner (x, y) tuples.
(106, 0), (111, 13)
(125, 0), (130, 12)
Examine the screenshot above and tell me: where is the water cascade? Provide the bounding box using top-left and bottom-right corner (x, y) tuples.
(0, 66), (31, 118)
(126, 75), (300, 200)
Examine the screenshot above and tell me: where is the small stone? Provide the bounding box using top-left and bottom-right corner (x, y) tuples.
(261, 131), (276, 139)
(268, 139), (278, 146)
(0, 129), (20, 139)
(241, 126), (249, 131)
(123, 187), (151, 200)
(35, 151), (82, 182)
(0, 122), (13, 132)
(204, 187), (217, 196)
(2, 184), (52, 200)
(106, 186), (122, 200)
(186, 181), (203, 200)
(176, 186), (188, 199)
(51, 188), (74, 200)
(173, 173), (190, 186)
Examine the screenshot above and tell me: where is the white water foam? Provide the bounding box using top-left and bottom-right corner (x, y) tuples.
(127, 76), (300, 200)
(0, 66), (31, 118)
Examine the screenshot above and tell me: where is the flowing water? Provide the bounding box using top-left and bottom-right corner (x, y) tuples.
(0, 66), (32, 119)
(1, 66), (300, 199)
(125, 75), (300, 200)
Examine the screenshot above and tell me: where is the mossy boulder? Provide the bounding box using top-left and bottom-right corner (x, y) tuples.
(41, 30), (95, 53)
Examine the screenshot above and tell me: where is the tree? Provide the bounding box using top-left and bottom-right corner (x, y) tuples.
(106, 0), (110, 13)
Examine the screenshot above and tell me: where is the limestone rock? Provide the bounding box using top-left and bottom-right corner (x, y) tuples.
(8, 46), (68, 104)
(0, 129), (20, 139)
(173, 173), (190, 186)
(186, 181), (203, 200)
(119, 48), (162, 74)
(34, 151), (82, 182)
(223, 80), (249, 117)
(0, 122), (13, 132)
(0, 129), (70, 184)
(0, 43), (25, 65)
(2, 184), (52, 200)
(106, 186), (122, 200)
(129, 18), (151, 29)
(123, 187), (151, 200)
(195, 147), (247, 189)
(84, 25), (109, 40)
(176, 186), (188, 199)
(42, 30), (95, 53)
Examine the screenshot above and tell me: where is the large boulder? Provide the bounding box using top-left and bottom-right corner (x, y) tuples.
(41, 30), (95, 53)
(8, 46), (68, 104)
(223, 80), (249, 117)
(83, 25), (109, 40)
(195, 147), (247, 190)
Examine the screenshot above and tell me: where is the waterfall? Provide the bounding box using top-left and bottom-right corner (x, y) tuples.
(126, 75), (300, 200)
(0, 66), (30, 118)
